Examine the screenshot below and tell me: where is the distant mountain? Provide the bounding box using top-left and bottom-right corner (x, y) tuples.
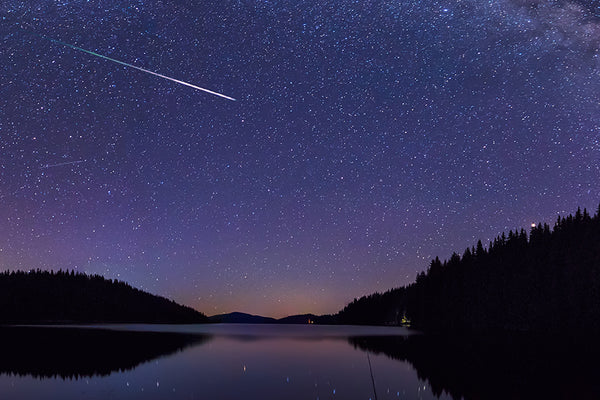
(0, 270), (208, 324)
(209, 312), (277, 324)
(277, 314), (319, 324)
(209, 312), (336, 324)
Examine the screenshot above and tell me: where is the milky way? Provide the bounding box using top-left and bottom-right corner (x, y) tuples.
(0, 0), (598, 317)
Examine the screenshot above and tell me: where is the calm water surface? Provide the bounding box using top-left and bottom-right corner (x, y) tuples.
(1, 324), (600, 399)
(0, 324), (445, 400)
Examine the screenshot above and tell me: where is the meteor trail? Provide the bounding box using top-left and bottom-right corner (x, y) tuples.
(33, 32), (236, 101)
(41, 160), (86, 169)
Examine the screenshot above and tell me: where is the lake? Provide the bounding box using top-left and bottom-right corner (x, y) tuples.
(0, 324), (598, 399)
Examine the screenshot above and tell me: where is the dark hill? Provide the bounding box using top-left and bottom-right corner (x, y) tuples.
(209, 312), (336, 324)
(338, 203), (600, 334)
(277, 314), (320, 324)
(0, 270), (207, 324)
(208, 312), (277, 324)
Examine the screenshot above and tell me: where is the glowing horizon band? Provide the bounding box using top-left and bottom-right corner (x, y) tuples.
(45, 36), (236, 101)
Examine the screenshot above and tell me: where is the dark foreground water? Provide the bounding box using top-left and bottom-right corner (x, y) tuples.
(0, 324), (598, 399)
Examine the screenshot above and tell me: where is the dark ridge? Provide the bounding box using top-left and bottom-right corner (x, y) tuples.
(209, 312), (277, 324)
(0, 326), (211, 379)
(277, 313), (336, 324)
(208, 312), (337, 324)
(338, 203), (600, 334)
(349, 334), (600, 400)
(0, 270), (207, 324)
(276, 314), (317, 324)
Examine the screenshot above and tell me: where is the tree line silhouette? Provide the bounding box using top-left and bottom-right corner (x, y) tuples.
(0, 270), (207, 323)
(338, 204), (600, 333)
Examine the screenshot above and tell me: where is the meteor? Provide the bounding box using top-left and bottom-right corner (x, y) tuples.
(35, 33), (236, 101)
(41, 160), (86, 169)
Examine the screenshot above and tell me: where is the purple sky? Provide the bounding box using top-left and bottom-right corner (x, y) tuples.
(1, 0), (599, 317)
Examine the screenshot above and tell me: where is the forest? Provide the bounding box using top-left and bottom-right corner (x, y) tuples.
(337, 204), (600, 334)
(0, 270), (207, 324)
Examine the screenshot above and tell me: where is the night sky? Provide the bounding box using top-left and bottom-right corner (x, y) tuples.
(1, 0), (599, 318)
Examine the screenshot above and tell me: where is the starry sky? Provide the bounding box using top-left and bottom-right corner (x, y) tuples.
(1, 0), (599, 318)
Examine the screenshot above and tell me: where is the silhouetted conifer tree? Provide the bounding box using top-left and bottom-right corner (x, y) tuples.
(337, 203), (600, 334)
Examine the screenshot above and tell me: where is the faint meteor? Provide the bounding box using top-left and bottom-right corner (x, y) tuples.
(41, 160), (86, 169)
(32, 31), (236, 101)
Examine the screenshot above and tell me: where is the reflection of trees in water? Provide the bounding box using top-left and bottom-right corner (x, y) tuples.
(349, 334), (600, 400)
(0, 327), (211, 379)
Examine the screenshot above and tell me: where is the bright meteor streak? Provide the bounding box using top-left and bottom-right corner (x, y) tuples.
(41, 160), (86, 169)
(41, 34), (236, 101)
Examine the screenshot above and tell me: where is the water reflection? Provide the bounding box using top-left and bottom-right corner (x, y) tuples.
(1, 325), (598, 399)
(0, 326), (210, 379)
(350, 334), (600, 399)
(0, 325), (441, 400)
